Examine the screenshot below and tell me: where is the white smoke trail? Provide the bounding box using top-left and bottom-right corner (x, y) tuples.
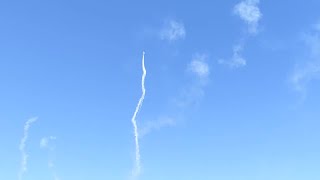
(131, 51), (147, 178)
(18, 117), (37, 180)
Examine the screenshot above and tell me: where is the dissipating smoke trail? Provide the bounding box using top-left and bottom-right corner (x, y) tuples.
(131, 51), (146, 178)
(18, 117), (37, 180)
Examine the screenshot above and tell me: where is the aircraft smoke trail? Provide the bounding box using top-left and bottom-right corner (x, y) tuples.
(131, 51), (146, 178)
(18, 117), (37, 180)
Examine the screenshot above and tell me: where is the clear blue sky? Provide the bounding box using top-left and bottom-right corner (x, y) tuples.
(1, 0), (320, 180)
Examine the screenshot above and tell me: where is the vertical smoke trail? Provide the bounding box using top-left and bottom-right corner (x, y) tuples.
(18, 117), (37, 180)
(131, 51), (146, 178)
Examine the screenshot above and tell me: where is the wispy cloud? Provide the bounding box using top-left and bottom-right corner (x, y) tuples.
(188, 54), (210, 79)
(219, 0), (262, 68)
(234, 0), (262, 34)
(40, 136), (56, 149)
(176, 53), (210, 108)
(218, 44), (247, 68)
(290, 24), (320, 94)
(40, 136), (60, 180)
(291, 63), (320, 93)
(139, 117), (175, 138)
(188, 54), (210, 80)
(19, 117), (37, 180)
(160, 20), (186, 42)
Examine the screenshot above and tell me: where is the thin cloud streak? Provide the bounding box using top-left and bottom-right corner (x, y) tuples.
(139, 117), (175, 138)
(290, 25), (320, 94)
(18, 117), (37, 180)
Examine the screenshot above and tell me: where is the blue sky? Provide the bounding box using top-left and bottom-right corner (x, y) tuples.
(1, 0), (320, 179)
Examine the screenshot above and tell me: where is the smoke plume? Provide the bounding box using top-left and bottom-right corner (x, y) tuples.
(18, 117), (37, 180)
(130, 51), (147, 178)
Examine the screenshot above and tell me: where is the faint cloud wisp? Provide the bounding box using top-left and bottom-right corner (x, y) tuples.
(40, 136), (56, 149)
(219, 0), (262, 68)
(139, 117), (175, 138)
(176, 53), (210, 108)
(40, 136), (60, 180)
(219, 44), (247, 68)
(188, 54), (210, 79)
(290, 24), (320, 95)
(160, 20), (186, 42)
(234, 0), (262, 34)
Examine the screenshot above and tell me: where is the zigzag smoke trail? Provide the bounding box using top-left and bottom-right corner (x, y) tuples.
(18, 117), (37, 180)
(131, 51), (146, 177)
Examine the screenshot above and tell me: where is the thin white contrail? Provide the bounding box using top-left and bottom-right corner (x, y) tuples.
(18, 117), (37, 180)
(131, 51), (146, 178)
